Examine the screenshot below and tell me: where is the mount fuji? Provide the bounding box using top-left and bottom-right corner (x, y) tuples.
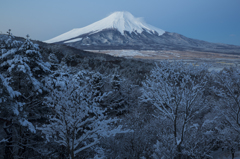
(45, 11), (240, 54)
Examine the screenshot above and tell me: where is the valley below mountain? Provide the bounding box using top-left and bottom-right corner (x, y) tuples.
(87, 49), (240, 71)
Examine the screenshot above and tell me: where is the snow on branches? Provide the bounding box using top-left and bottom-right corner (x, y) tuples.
(39, 72), (130, 159)
(141, 61), (209, 158)
(212, 67), (240, 134)
(0, 32), (51, 158)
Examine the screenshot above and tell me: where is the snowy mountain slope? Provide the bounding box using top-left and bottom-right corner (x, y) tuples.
(44, 11), (165, 43)
(44, 11), (240, 54)
(56, 30), (240, 54)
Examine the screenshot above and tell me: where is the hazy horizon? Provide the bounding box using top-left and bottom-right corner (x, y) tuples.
(1, 0), (240, 46)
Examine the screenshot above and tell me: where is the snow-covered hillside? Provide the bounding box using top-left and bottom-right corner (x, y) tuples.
(44, 11), (165, 43)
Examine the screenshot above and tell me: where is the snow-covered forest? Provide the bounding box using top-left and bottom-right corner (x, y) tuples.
(1, 31), (240, 159)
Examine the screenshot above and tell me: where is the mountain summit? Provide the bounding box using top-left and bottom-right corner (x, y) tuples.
(45, 11), (240, 54)
(45, 11), (165, 43)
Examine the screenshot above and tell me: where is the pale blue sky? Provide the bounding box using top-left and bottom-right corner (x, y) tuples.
(1, 0), (240, 45)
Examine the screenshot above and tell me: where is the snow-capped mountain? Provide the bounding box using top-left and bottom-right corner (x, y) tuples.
(45, 11), (165, 44)
(45, 11), (240, 54)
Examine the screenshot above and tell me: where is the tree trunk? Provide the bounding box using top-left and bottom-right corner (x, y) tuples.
(177, 144), (182, 159)
(17, 126), (27, 158)
(174, 104), (182, 159)
(71, 151), (74, 159)
(174, 117), (182, 159)
(4, 122), (13, 159)
(59, 145), (65, 159)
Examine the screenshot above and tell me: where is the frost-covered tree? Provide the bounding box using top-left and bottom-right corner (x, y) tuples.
(73, 70), (111, 108)
(141, 61), (209, 158)
(0, 33), (51, 158)
(3, 29), (21, 50)
(213, 67), (240, 132)
(111, 73), (121, 91)
(39, 73), (129, 159)
(212, 67), (240, 148)
(73, 70), (132, 115)
(104, 75), (139, 115)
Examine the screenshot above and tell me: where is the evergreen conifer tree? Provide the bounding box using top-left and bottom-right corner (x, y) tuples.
(0, 31), (51, 158)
